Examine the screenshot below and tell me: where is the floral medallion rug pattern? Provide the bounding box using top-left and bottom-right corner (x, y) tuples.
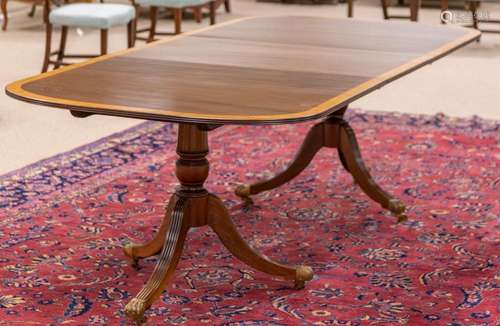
(0, 110), (498, 325)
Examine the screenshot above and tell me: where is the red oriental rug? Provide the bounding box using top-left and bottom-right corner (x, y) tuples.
(0, 110), (498, 326)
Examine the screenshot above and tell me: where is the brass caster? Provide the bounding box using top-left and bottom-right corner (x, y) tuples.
(395, 213), (408, 223)
(386, 199), (407, 223)
(294, 265), (313, 289)
(123, 244), (140, 269)
(235, 184), (254, 205)
(125, 298), (148, 325)
(294, 280), (306, 290)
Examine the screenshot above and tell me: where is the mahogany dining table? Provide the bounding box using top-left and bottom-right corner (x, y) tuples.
(5, 16), (479, 324)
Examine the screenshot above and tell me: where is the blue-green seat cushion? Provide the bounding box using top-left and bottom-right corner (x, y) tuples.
(136, 0), (210, 8)
(49, 4), (135, 29)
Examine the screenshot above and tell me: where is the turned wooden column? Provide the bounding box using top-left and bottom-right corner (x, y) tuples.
(124, 123), (313, 325)
(176, 124), (209, 194)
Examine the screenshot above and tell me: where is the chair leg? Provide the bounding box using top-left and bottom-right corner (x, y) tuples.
(42, 23), (53, 73)
(173, 8), (182, 34)
(440, 0), (448, 24)
(347, 0), (353, 17)
(209, 1), (216, 25)
(133, 3), (141, 43)
(28, 3), (36, 17)
(54, 25), (68, 70)
(147, 6), (158, 43)
(381, 0), (389, 19)
(470, 1), (479, 29)
(127, 20), (135, 48)
(1, 0), (7, 31)
(224, 0), (230, 13)
(100, 29), (108, 55)
(193, 8), (202, 23)
(409, 0), (420, 21)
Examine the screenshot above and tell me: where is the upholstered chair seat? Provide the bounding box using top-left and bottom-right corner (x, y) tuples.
(41, 1), (136, 73)
(136, 0), (210, 7)
(133, 0), (225, 42)
(49, 3), (135, 29)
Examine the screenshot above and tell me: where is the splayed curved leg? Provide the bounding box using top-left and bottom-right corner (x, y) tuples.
(124, 124), (314, 324)
(235, 122), (324, 203)
(235, 107), (407, 223)
(28, 4), (36, 17)
(123, 199), (176, 268)
(125, 196), (189, 324)
(337, 148), (350, 173)
(337, 120), (407, 222)
(207, 194), (313, 289)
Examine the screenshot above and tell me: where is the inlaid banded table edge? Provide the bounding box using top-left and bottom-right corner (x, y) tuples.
(5, 16), (480, 125)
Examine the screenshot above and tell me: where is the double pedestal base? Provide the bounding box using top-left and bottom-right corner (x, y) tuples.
(121, 109), (407, 324)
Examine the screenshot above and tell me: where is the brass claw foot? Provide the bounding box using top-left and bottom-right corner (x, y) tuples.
(123, 244), (140, 268)
(395, 213), (408, 223)
(235, 184), (253, 204)
(386, 199), (407, 223)
(294, 265), (314, 289)
(235, 123), (325, 201)
(122, 201), (175, 269)
(125, 298), (148, 325)
(208, 194), (310, 289)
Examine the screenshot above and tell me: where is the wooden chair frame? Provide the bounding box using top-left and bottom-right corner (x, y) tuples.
(381, 0), (421, 21)
(1, 0), (59, 31)
(1, 0), (7, 31)
(133, 0), (220, 42)
(441, 0), (500, 34)
(41, 0), (136, 72)
(347, 0), (421, 22)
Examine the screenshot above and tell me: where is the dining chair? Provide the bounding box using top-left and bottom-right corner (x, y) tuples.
(1, 0), (62, 32)
(380, 0), (421, 21)
(442, 0), (500, 34)
(133, 0), (217, 42)
(347, 0), (421, 21)
(41, 0), (136, 72)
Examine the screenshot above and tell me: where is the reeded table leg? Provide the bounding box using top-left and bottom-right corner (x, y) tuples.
(207, 194), (312, 289)
(123, 199), (176, 268)
(235, 123), (324, 203)
(337, 118), (407, 222)
(236, 108), (407, 222)
(125, 196), (189, 324)
(124, 124), (313, 325)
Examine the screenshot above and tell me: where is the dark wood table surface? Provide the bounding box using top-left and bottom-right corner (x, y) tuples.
(7, 16), (478, 124)
(5, 16), (479, 325)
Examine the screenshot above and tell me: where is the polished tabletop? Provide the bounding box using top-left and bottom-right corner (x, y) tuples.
(6, 16), (479, 124)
